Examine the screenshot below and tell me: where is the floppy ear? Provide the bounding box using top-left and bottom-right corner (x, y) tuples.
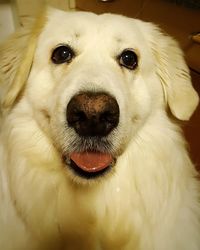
(0, 12), (47, 114)
(149, 25), (199, 121)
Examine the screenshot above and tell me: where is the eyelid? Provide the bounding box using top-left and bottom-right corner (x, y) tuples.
(117, 48), (137, 58)
(51, 43), (76, 56)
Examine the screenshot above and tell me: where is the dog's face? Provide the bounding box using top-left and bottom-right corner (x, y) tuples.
(0, 9), (198, 183)
(26, 10), (165, 181)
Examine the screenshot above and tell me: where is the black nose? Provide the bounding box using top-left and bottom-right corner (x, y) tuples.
(67, 92), (119, 137)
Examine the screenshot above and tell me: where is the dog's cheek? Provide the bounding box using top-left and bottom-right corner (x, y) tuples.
(24, 68), (60, 136)
(129, 77), (153, 128)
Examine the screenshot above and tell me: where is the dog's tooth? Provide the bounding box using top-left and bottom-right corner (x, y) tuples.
(65, 158), (71, 165)
(62, 155), (71, 165)
(110, 158), (116, 167)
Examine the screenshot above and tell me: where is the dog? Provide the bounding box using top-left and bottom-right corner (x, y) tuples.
(0, 7), (200, 250)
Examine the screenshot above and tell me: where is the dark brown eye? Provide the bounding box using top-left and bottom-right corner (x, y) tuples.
(51, 45), (75, 64)
(118, 49), (138, 70)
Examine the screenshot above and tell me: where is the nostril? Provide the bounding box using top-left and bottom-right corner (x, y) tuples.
(67, 109), (87, 125)
(74, 111), (87, 122)
(100, 111), (115, 123)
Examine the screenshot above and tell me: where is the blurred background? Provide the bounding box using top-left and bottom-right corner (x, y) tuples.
(0, 0), (200, 169)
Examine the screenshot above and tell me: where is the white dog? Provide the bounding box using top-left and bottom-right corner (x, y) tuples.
(0, 8), (199, 250)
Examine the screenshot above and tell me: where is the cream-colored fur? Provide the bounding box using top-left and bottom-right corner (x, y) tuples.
(0, 8), (199, 250)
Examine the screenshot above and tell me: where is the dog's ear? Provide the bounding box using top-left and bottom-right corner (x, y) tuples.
(0, 12), (47, 114)
(147, 24), (199, 121)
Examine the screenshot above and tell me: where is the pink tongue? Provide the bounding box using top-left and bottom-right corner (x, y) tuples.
(70, 152), (113, 173)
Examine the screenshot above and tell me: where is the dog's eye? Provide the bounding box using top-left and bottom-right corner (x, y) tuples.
(51, 45), (75, 64)
(118, 49), (138, 70)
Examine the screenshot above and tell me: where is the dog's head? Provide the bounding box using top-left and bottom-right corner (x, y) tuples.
(0, 8), (198, 182)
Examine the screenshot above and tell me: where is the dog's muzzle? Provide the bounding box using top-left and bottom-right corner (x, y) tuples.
(65, 91), (119, 178)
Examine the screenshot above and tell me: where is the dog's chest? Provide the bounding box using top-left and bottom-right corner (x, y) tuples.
(61, 217), (138, 250)
(59, 188), (140, 250)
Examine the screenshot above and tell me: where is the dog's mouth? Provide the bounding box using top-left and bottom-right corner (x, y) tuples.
(64, 151), (115, 179)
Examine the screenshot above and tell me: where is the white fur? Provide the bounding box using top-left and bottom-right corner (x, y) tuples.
(0, 8), (199, 250)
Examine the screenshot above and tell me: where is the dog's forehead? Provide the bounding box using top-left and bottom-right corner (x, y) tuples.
(42, 9), (145, 45)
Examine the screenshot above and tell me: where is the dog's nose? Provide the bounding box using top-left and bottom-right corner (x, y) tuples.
(67, 92), (119, 136)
